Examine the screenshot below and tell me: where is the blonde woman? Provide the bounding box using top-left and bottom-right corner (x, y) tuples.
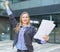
(5, 1), (49, 52)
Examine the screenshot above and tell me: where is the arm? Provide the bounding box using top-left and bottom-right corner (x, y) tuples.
(32, 27), (42, 44)
(5, 1), (17, 28)
(33, 27), (49, 44)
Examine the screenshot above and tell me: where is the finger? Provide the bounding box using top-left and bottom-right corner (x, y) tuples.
(43, 36), (49, 41)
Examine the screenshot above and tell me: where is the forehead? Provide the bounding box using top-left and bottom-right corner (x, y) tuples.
(22, 13), (29, 16)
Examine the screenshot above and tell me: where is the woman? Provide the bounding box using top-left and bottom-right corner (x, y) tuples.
(5, 1), (49, 52)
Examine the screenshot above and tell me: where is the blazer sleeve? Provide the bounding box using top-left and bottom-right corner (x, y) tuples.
(6, 8), (17, 28)
(32, 27), (46, 44)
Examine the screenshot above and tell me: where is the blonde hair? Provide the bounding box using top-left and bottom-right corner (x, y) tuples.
(15, 12), (30, 32)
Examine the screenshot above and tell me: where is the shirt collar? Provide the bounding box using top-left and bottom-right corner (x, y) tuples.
(20, 24), (31, 28)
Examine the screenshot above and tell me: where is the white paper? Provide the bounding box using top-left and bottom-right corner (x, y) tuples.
(34, 19), (56, 41)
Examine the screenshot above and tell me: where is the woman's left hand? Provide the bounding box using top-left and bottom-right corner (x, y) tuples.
(43, 35), (49, 41)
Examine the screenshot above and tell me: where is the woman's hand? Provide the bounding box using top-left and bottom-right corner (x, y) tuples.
(43, 35), (49, 41)
(5, 1), (9, 8)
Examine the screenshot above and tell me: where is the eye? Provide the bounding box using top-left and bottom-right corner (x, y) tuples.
(26, 16), (28, 18)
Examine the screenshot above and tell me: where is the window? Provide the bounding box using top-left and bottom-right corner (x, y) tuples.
(0, 17), (10, 41)
(12, 0), (28, 3)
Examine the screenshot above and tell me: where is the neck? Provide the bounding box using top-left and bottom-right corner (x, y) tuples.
(22, 24), (28, 26)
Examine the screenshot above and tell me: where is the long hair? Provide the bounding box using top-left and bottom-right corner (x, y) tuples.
(15, 12), (30, 32)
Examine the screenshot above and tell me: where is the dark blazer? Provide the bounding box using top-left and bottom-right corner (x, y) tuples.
(8, 14), (41, 52)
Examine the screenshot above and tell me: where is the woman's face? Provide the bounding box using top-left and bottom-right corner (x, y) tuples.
(21, 13), (30, 24)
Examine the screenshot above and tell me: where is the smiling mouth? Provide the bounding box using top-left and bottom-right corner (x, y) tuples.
(24, 20), (27, 21)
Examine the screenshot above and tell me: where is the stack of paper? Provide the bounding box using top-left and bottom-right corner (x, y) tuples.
(34, 19), (56, 41)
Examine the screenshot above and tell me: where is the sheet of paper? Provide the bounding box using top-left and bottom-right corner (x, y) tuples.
(34, 19), (56, 41)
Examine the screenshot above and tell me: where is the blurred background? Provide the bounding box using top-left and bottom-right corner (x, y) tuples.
(0, 0), (60, 44)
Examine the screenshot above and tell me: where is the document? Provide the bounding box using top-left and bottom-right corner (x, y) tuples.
(34, 19), (56, 41)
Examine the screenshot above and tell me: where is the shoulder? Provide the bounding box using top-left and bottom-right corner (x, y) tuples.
(30, 25), (36, 30)
(30, 25), (35, 28)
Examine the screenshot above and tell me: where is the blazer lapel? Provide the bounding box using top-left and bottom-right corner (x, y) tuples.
(24, 27), (31, 34)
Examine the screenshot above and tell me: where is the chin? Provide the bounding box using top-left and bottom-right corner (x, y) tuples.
(23, 22), (28, 24)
